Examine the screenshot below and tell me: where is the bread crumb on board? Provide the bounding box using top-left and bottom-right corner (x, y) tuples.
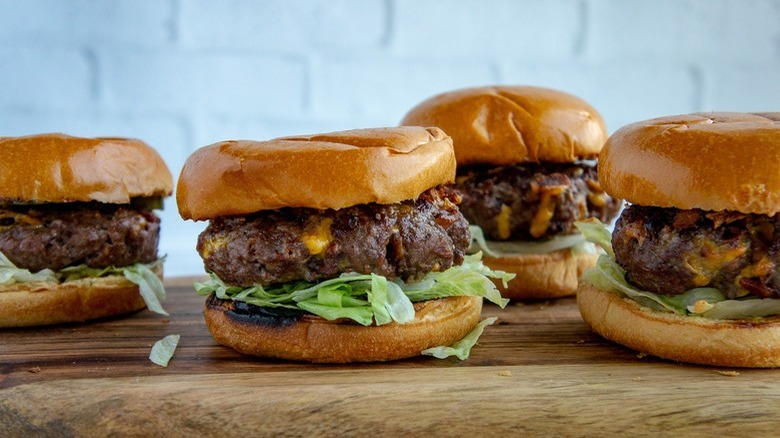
(27, 367), (42, 373)
(497, 370), (512, 377)
(714, 370), (740, 377)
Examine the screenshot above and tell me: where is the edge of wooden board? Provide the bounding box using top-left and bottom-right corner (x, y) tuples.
(1, 363), (777, 435)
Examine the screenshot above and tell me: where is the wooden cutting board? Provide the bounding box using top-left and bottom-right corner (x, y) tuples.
(1, 278), (779, 436)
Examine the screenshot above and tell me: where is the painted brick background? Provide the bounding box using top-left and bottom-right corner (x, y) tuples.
(1, 0), (778, 276)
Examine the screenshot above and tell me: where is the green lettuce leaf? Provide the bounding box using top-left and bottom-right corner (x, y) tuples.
(401, 253), (511, 308)
(367, 274), (415, 325)
(704, 299), (780, 319)
(298, 300), (375, 326)
(0, 251), (58, 284)
(469, 225), (593, 257)
(194, 253), (513, 326)
(582, 254), (723, 314)
(421, 317), (497, 360)
(578, 219), (780, 320)
(123, 263), (168, 316)
(573, 218), (614, 257)
(0, 250), (167, 316)
(60, 260), (168, 316)
(149, 334), (180, 367)
(368, 274), (393, 325)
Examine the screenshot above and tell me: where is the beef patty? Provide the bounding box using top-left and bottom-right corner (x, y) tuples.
(0, 203), (161, 272)
(613, 205), (780, 299)
(198, 186), (470, 287)
(455, 162), (621, 241)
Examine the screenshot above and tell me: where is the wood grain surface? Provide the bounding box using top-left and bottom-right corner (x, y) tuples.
(2, 279), (779, 436)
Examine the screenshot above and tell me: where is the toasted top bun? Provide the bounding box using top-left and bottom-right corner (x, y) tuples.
(577, 281), (780, 368)
(0, 133), (173, 204)
(599, 112), (780, 215)
(177, 126), (456, 220)
(399, 86), (607, 166)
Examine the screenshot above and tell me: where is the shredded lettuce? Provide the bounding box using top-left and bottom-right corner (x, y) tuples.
(194, 252), (513, 327)
(0, 250), (168, 316)
(122, 264), (169, 316)
(0, 251), (57, 284)
(578, 219), (780, 320)
(422, 317), (497, 360)
(704, 299), (780, 319)
(469, 225), (595, 257)
(369, 274), (415, 325)
(582, 254), (723, 314)
(149, 334), (180, 367)
(573, 219), (614, 257)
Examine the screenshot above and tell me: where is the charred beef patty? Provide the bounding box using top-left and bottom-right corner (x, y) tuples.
(0, 203), (160, 272)
(455, 162), (620, 241)
(613, 205), (780, 299)
(199, 186), (470, 287)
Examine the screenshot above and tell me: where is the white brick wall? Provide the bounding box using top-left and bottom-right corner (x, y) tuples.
(587, 0), (780, 62)
(1, 0), (778, 276)
(179, 0), (390, 50)
(391, 0), (583, 59)
(310, 55), (498, 122)
(102, 51), (308, 116)
(502, 63), (700, 130)
(0, 0), (174, 46)
(0, 48), (93, 109)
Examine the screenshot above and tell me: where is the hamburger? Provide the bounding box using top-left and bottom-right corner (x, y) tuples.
(400, 86), (621, 299)
(0, 133), (173, 327)
(176, 127), (511, 363)
(576, 112), (780, 367)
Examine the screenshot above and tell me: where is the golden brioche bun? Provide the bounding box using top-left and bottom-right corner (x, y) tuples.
(577, 282), (780, 368)
(0, 267), (163, 327)
(0, 133), (173, 204)
(204, 294), (483, 363)
(599, 112), (780, 215)
(483, 250), (598, 300)
(400, 86), (607, 166)
(177, 127), (456, 220)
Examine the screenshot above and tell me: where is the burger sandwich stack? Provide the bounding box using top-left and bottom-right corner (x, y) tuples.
(177, 126), (512, 363)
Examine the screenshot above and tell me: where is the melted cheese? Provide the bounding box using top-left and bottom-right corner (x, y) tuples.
(684, 238), (748, 286)
(201, 235), (228, 259)
(684, 260), (712, 287)
(496, 204), (512, 240)
(690, 299), (714, 314)
(738, 255), (773, 279)
(587, 192), (608, 207)
(734, 255), (774, 295)
(302, 218), (333, 256)
(530, 186), (564, 238)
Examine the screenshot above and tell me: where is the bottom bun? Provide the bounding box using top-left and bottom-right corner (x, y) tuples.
(577, 282), (780, 368)
(204, 294), (483, 363)
(483, 249), (597, 300)
(0, 271), (160, 328)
